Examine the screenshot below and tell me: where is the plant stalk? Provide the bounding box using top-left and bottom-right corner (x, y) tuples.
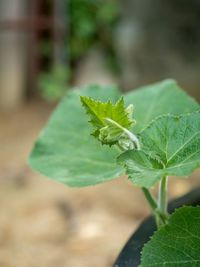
(115, 128), (169, 227)
(158, 175), (169, 224)
(141, 187), (158, 212)
(142, 182), (169, 228)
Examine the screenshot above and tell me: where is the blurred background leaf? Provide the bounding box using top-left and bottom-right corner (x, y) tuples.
(39, 65), (71, 102)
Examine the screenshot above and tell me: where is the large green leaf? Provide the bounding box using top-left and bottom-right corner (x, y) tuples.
(141, 206), (200, 266)
(28, 85), (123, 187)
(125, 79), (199, 133)
(117, 112), (200, 187)
(29, 80), (199, 187)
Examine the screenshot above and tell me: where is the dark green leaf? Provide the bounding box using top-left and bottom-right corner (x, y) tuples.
(117, 112), (200, 187)
(141, 206), (200, 266)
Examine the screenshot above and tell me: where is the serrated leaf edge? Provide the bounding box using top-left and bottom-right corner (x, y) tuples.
(139, 110), (200, 135)
(140, 206), (200, 266)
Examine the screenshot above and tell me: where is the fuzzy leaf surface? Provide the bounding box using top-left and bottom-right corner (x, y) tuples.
(117, 112), (200, 187)
(28, 80), (199, 187)
(28, 85), (123, 187)
(141, 206), (200, 266)
(124, 79), (199, 133)
(80, 96), (135, 145)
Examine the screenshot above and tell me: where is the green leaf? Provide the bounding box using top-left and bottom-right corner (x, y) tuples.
(28, 80), (200, 188)
(117, 112), (200, 187)
(141, 206), (200, 266)
(80, 95), (135, 145)
(28, 85), (123, 187)
(117, 150), (165, 187)
(125, 79), (199, 133)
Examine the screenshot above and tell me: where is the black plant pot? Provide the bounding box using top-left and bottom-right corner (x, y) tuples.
(114, 187), (200, 267)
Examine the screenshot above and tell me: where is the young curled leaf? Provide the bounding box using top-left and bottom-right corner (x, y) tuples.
(80, 95), (136, 146)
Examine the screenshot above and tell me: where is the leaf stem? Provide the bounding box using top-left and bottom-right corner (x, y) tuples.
(158, 175), (169, 223)
(142, 181), (169, 228)
(141, 187), (158, 212)
(141, 188), (164, 228)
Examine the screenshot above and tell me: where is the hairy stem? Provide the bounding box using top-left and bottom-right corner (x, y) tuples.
(158, 175), (168, 214)
(142, 187), (158, 212)
(142, 188), (164, 228)
(142, 179), (169, 228)
(158, 175), (169, 223)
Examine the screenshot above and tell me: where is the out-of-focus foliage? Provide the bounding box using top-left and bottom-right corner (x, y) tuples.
(39, 65), (70, 102)
(39, 0), (120, 102)
(69, 0), (120, 61)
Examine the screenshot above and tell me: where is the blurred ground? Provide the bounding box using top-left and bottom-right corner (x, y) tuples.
(1, 56), (200, 267)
